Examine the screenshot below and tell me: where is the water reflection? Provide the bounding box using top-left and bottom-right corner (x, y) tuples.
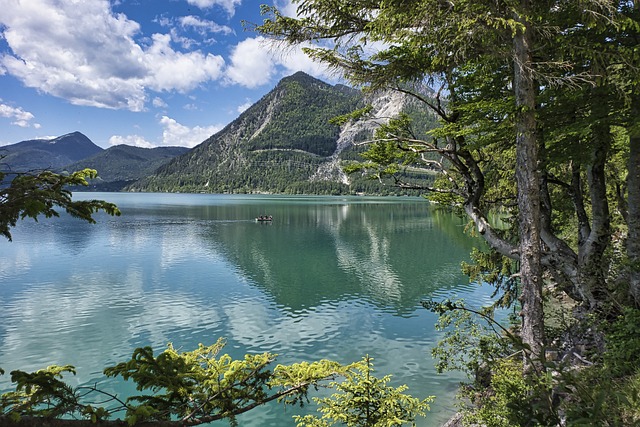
(199, 197), (480, 315)
(0, 193), (486, 426)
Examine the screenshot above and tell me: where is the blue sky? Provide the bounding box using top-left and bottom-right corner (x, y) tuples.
(0, 0), (335, 148)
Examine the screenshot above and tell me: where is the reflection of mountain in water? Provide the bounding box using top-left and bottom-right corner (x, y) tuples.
(199, 199), (481, 315)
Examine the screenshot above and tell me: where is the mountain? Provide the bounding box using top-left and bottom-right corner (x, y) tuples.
(0, 131), (103, 172)
(129, 71), (433, 195)
(129, 71), (364, 194)
(63, 145), (190, 191)
(0, 132), (188, 191)
(1, 73), (438, 195)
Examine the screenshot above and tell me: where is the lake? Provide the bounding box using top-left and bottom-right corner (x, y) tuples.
(0, 193), (494, 426)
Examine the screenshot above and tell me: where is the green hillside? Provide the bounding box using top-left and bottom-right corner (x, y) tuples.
(0, 132), (103, 172)
(63, 145), (189, 191)
(128, 72), (366, 194)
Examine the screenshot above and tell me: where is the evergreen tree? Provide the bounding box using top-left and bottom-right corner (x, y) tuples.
(0, 168), (120, 241)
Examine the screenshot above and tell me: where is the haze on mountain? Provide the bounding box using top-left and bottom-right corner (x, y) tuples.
(64, 145), (190, 191)
(0, 132), (188, 191)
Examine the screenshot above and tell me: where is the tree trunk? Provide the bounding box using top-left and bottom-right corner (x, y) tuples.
(626, 0), (639, 305)
(579, 110), (611, 308)
(513, 0), (545, 370)
(629, 104), (640, 306)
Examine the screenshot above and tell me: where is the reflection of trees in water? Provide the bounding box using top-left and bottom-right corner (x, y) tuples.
(207, 200), (481, 315)
(328, 204), (481, 314)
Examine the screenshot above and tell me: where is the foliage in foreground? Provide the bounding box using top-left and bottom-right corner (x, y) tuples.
(294, 356), (432, 427)
(0, 168), (120, 241)
(0, 340), (430, 427)
(425, 299), (640, 426)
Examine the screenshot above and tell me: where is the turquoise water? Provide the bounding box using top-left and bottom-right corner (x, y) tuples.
(0, 193), (493, 426)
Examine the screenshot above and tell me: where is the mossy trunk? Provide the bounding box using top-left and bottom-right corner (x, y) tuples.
(513, 0), (545, 371)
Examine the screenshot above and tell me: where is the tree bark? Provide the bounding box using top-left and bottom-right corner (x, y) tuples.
(579, 110), (611, 308)
(513, 0), (545, 370)
(540, 165), (585, 303)
(628, 104), (640, 306)
(624, 0), (639, 305)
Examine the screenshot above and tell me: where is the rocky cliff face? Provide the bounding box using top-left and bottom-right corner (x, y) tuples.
(310, 89), (410, 184)
(129, 72), (437, 194)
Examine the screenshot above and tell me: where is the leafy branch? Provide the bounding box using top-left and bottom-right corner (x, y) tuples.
(0, 340), (353, 426)
(0, 168), (120, 241)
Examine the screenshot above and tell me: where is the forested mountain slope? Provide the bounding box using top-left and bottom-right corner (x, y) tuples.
(128, 72), (365, 194)
(0, 132), (103, 171)
(128, 72), (438, 195)
(63, 145), (189, 191)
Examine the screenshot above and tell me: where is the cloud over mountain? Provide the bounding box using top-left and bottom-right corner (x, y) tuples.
(0, 102), (40, 129)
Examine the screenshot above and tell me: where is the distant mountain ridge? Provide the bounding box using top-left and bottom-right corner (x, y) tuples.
(0, 131), (103, 171)
(0, 132), (188, 190)
(63, 145), (190, 191)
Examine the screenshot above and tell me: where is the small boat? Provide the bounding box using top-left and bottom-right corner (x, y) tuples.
(255, 215), (273, 222)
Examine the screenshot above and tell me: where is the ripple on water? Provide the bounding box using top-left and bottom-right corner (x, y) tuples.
(0, 195), (492, 427)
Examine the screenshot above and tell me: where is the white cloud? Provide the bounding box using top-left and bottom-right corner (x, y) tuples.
(159, 115), (221, 148)
(0, 102), (40, 128)
(226, 36), (336, 88)
(143, 33), (225, 93)
(186, 0), (241, 15)
(237, 99), (253, 113)
(179, 16), (233, 36)
(108, 134), (155, 148)
(168, 27), (198, 50)
(152, 97), (168, 108)
(0, 0), (225, 112)
(225, 36), (276, 87)
(157, 15), (233, 50)
(107, 116), (222, 149)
